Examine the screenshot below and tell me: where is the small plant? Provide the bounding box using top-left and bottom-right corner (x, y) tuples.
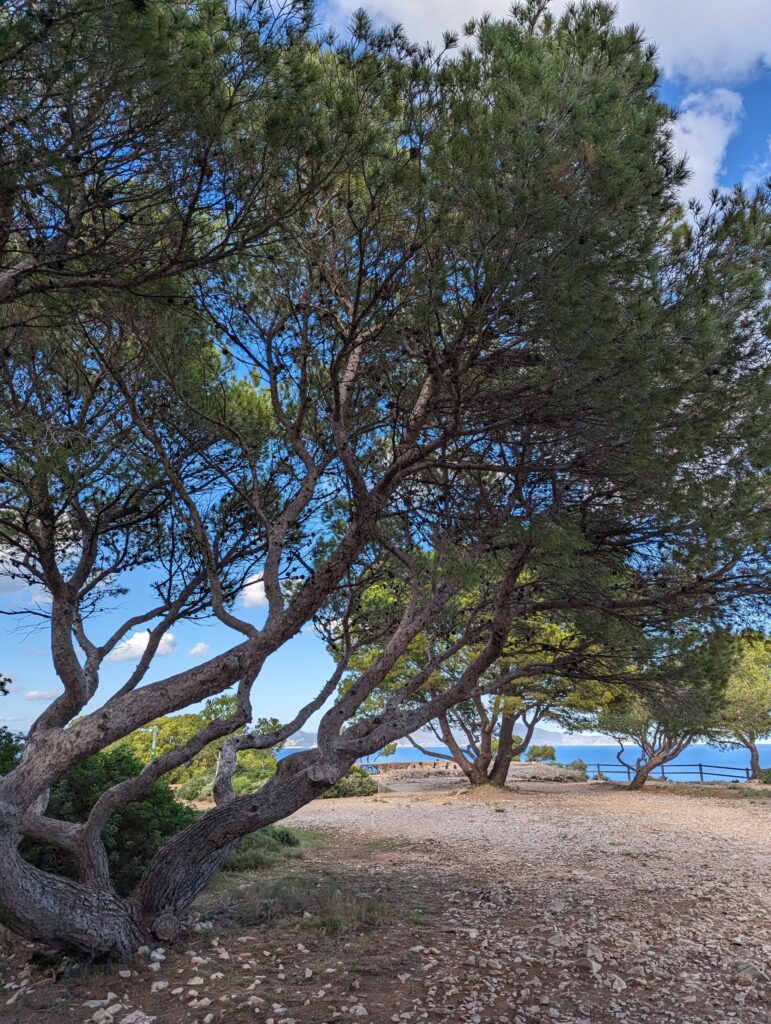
(564, 758), (588, 780)
(245, 872), (389, 934)
(759, 767), (771, 784)
(320, 765), (377, 798)
(222, 825), (301, 872)
(176, 771), (215, 802)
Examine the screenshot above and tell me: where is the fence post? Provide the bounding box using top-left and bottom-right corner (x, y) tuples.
(660, 764), (666, 780)
(596, 763), (601, 779)
(745, 767), (751, 781)
(698, 764), (704, 782)
(626, 765), (631, 782)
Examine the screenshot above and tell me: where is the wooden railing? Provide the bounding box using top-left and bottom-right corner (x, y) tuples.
(588, 762), (756, 782)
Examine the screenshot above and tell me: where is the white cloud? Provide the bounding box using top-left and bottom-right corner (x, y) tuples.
(106, 630), (177, 663)
(743, 135), (771, 190)
(240, 575), (268, 608)
(24, 688), (61, 702)
(329, 1), (771, 83)
(673, 89), (744, 203)
(188, 641), (211, 658)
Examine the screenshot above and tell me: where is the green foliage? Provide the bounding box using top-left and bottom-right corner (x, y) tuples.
(21, 749), (196, 896)
(114, 695), (278, 786)
(564, 758), (588, 780)
(525, 745), (557, 763)
(0, 727), (24, 776)
(759, 768), (771, 785)
(222, 825), (300, 872)
(714, 633), (771, 747)
(320, 765), (377, 799)
(176, 771), (216, 802)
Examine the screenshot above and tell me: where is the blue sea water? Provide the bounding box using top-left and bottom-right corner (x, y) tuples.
(355, 743), (771, 782)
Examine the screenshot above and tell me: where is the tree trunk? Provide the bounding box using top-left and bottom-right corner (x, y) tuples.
(747, 739), (761, 780)
(0, 837), (143, 957)
(0, 750), (348, 956)
(467, 762), (491, 787)
(435, 713), (483, 785)
(135, 751), (347, 921)
(626, 770), (651, 790)
(488, 712), (517, 786)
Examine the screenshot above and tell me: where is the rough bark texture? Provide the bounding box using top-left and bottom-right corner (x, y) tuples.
(0, 837), (143, 956)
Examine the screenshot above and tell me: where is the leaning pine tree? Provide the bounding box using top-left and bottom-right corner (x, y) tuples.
(0, 1), (768, 955)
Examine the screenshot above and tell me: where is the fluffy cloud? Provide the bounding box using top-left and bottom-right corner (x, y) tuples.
(24, 688), (61, 702)
(106, 630), (177, 663)
(188, 641), (211, 657)
(329, 1), (771, 82)
(240, 575), (268, 608)
(673, 89), (744, 202)
(743, 135), (771, 190)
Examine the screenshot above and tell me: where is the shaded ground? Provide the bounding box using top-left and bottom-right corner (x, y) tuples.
(1, 781), (769, 1024)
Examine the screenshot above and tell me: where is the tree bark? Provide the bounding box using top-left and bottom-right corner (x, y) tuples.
(628, 765), (653, 790)
(0, 838), (143, 956)
(747, 738), (761, 780)
(488, 712), (518, 786)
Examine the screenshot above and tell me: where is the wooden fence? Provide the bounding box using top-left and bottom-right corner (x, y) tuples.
(588, 762), (755, 782)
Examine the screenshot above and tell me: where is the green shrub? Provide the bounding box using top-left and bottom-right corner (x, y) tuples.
(564, 758), (588, 779)
(222, 825), (300, 872)
(525, 745), (557, 763)
(177, 768), (270, 802)
(320, 765), (377, 799)
(21, 748), (196, 896)
(759, 767), (771, 784)
(0, 727), (24, 776)
(176, 771), (215, 802)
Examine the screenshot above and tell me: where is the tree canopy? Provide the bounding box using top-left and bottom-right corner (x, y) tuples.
(0, 0), (768, 956)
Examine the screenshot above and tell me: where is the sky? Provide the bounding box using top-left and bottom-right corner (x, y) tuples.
(1, 0), (769, 735)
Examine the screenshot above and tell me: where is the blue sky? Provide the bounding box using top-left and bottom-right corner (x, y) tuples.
(2, 0), (769, 734)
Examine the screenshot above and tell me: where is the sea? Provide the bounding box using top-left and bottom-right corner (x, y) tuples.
(279, 743), (771, 783)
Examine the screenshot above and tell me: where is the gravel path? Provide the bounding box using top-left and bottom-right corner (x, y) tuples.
(289, 784), (771, 1024)
(2, 784), (768, 1024)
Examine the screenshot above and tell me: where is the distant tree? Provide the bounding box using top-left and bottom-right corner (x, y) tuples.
(114, 695), (279, 786)
(594, 636), (732, 789)
(525, 745), (556, 763)
(0, 727), (24, 776)
(714, 634), (771, 779)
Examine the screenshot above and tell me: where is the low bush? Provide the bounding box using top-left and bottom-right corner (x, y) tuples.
(320, 765), (377, 798)
(176, 771), (215, 802)
(758, 767), (771, 784)
(20, 748), (196, 896)
(564, 758), (588, 779)
(222, 824), (301, 872)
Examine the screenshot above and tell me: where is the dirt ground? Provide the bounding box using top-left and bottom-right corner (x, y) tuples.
(1, 781), (769, 1024)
